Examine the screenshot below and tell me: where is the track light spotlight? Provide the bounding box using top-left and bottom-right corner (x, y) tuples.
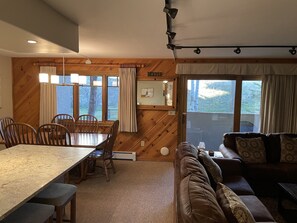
(289, 47), (296, 55)
(167, 43), (175, 50)
(234, 47), (241, 54)
(166, 31), (176, 39)
(194, 48), (201, 54)
(163, 6), (178, 19)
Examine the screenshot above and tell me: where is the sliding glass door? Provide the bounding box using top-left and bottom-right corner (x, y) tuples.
(186, 80), (236, 149)
(183, 77), (262, 150)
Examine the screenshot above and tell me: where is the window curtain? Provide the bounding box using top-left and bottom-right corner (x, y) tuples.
(260, 75), (297, 133)
(118, 68), (137, 132)
(39, 66), (57, 125)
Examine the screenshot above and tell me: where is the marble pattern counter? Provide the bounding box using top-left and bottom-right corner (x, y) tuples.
(0, 144), (94, 220)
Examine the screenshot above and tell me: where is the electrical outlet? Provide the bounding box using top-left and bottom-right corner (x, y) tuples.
(168, 110), (176, 115)
(140, 141), (145, 147)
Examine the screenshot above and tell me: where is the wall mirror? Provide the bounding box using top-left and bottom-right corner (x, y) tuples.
(137, 78), (176, 110)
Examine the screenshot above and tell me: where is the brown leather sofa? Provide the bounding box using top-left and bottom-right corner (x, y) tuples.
(175, 142), (275, 223)
(219, 132), (297, 195)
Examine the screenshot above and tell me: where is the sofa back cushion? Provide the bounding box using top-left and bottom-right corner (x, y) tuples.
(180, 156), (210, 184)
(179, 174), (228, 223)
(268, 133), (297, 163)
(236, 137), (266, 164)
(280, 134), (297, 163)
(176, 142), (198, 161)
(223, 133), (268, 153)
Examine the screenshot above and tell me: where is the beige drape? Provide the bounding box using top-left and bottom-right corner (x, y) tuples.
(39, 66), (57, 125)
(119, 68), (137, 132)
(260, 75), (297, 133)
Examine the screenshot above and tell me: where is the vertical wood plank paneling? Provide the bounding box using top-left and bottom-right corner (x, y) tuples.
(12, 58), (178, 161)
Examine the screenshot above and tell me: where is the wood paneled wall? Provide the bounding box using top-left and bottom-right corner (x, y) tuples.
(12, 58), (177, 161)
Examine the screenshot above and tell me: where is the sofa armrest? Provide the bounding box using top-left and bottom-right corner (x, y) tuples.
(213, 158), (243, 177)
(219, 144), (242, 160)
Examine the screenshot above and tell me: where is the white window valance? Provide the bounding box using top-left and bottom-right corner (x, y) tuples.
(176, 63), (297, 75)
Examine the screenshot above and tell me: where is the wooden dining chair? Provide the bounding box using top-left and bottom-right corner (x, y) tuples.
(35, 123), (77, 223)
(51, 114), (76, 133)
(88, 120), (119, 181)
(0, 117), (14, 147)
(37, 123), (71, 146)
(3, 122), (37, 148)
(75, 114), (98, 133)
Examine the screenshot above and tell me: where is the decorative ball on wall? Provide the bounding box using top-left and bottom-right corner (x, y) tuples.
(160, 147), (170, 156)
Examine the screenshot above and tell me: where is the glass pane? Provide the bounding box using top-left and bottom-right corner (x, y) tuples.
(240, 80), (262, 132)
(56, 76), (73, 116)
(108, 76), (119, 87)
(107, 76), (119, 120)
(186, 80), (236, 150)
(79, 76), (102, 120)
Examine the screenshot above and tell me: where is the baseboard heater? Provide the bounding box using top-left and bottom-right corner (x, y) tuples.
(113, 151), (136, 161)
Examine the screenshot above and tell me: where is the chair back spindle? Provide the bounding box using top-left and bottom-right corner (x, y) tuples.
(4, 122), (37, 148)
(37, 123), (71, 146)
(51, 114), (75, 133)
(76, 114), (98, 133)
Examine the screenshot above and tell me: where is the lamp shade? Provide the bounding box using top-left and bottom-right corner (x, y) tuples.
(50, 75), (59, 84)
(70, 73), (79, 83)
(79, 76), (87, 85)
(93, 80), (102, 86)
(39, 73), (49, 83)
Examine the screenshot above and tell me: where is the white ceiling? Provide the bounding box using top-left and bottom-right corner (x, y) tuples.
(1, 0), (297, 59)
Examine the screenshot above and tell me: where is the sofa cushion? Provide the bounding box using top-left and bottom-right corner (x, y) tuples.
(177, 142), (198, 160)
(236, 137), (266, 164)
(244, 163), (297, 183)
(223, 133), (268, 153)
(223, 176), (255, 195)
(180, 156), (210, 184)
(280, 134), (297, 163)
(216, 183), (256, 223)
(239, 195), (275, 222)
(180, 175), (228, 223)
(198, 149), (223, 184)
(267, 133), (297, 163)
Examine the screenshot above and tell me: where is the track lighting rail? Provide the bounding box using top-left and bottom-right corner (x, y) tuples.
(164, 0), (297, 56)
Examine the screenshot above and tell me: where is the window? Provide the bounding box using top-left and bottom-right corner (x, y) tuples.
(186, 78), (262, 149)
(240, 80), (262, 132)
(57, 76), (73, 116)
(107, 76), (119, 120)
(79, 76), (102, 120)
(56, 75), (119, 121)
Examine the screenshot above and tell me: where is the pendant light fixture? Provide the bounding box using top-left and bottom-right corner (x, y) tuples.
(39, 73), (49, 83)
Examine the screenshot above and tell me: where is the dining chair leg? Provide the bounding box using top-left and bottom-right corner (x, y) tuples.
(49, 215), (53, 223)
(110, 159), (116, 174)
(103, 160), (110, 182)
(56, 206), (63, 223)
(71, 194), (76, 223)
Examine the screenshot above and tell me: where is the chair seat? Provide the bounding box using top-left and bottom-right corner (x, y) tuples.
(31, 183), (77, 206)
(1, 203), (54, 223)
(90, 150), (115, 159)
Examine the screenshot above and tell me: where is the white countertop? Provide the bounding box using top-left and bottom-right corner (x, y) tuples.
(0, 144), (94, 220)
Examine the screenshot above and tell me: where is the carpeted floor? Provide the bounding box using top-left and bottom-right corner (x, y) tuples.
(259, 197), (287, 223)
(72, 160), (174, 223)
(67, 160), (295, 223)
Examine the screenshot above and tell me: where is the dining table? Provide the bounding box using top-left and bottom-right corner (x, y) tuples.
(70, 132), (108, 147)
(69, 132), (109, 183)
(0, 144), (95, 221)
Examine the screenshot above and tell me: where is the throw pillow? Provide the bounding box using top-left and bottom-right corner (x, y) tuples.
(198, 149), (223, 184)
(280, 135), (297, 163)
(235, 137), (266, 163)
(216, 182), (256, 223)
